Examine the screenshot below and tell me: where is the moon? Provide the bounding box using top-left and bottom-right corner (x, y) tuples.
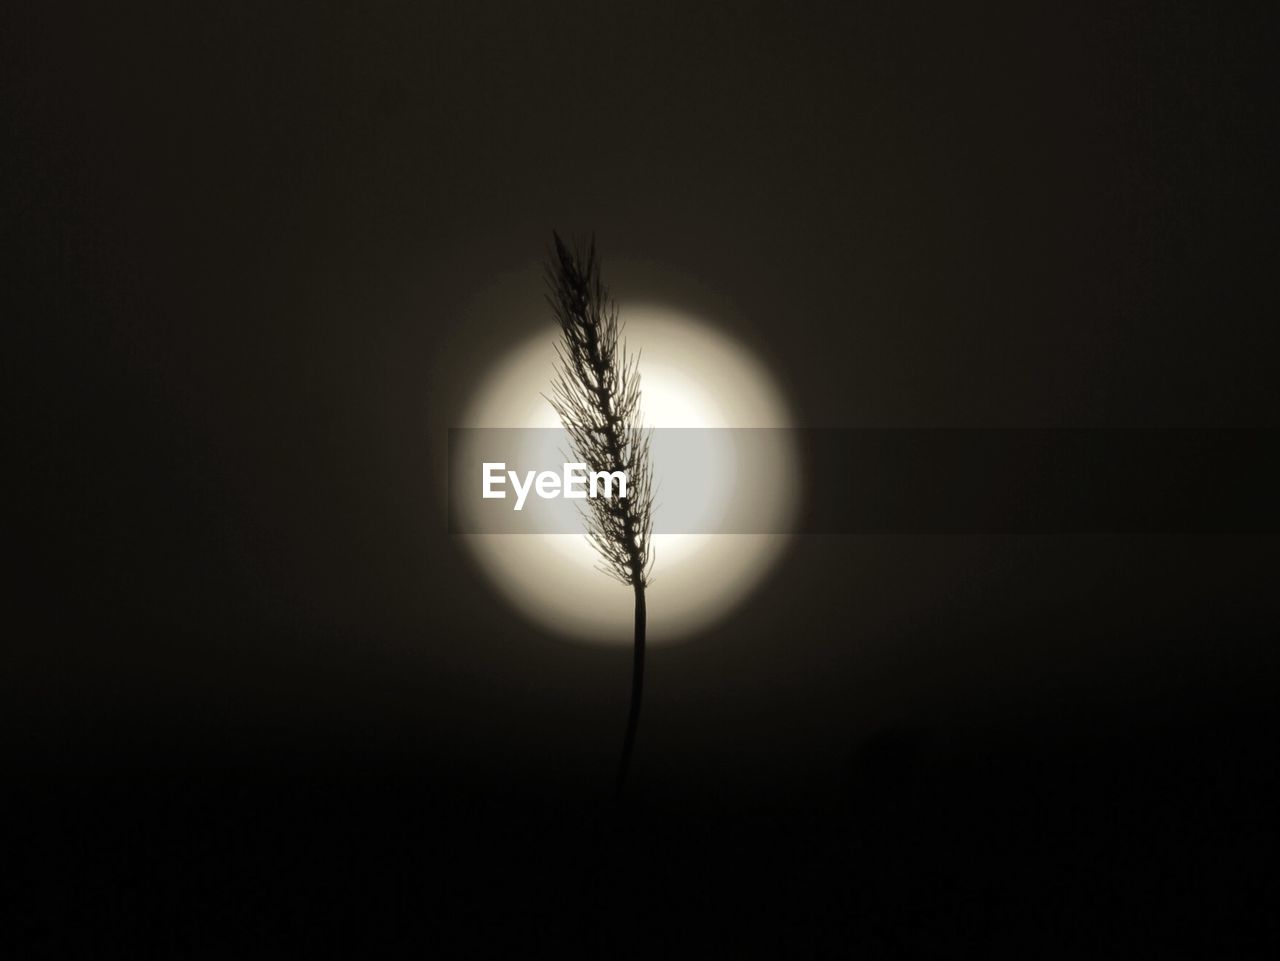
(457, 304), (798, 646)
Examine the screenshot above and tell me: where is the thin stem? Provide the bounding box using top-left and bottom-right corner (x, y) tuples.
(615, 582), (646, 798)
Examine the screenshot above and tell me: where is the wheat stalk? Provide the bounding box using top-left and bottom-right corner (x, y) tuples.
(544, 233), (654, 797)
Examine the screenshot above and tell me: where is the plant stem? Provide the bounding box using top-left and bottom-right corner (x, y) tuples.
(616, 582), (646, 798)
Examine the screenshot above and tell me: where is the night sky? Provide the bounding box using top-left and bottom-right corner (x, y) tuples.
(6, 1), (1278, 954)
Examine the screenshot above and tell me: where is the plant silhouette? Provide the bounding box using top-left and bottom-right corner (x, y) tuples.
(545, 233), (654, 797)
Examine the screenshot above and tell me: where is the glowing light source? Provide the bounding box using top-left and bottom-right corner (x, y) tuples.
(458, 305), (798, 646)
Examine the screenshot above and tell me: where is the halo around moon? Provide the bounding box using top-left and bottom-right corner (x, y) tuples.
(457, 304), (798, 646)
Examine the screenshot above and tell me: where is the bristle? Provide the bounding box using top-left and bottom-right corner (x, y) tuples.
(544, 235), (653, 588)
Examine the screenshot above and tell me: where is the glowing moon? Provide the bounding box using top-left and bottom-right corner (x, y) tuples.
(458, 304), (798, 646)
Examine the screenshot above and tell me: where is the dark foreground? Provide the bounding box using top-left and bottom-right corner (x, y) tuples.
(8, 714), (1276, 958)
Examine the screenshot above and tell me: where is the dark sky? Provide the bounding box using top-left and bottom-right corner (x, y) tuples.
(4, 3), (1278, 950)
(8, 0), (1277, 775)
